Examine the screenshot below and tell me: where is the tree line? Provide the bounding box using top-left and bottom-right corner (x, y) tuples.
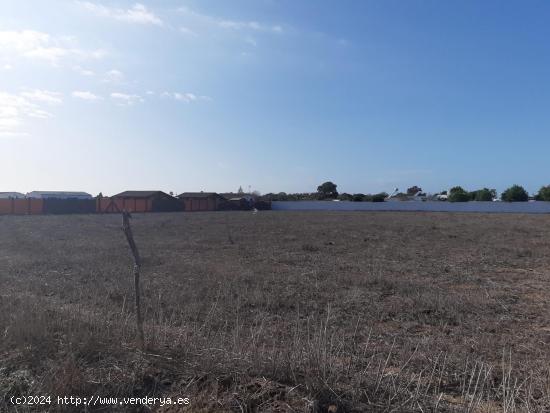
(260, 182), (550, 202)
(430, 184), (550, 202)
(262, 181), (388, 202)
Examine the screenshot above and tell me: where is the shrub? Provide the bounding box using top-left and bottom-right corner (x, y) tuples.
(535, 186), (550, 201)
(361, 193), (387, 202)
(448, 186), (470, 202)
(371, 192), (388, 202)
(471, 188), (496, 202)
(352, 193), (365, 202)
(338, 193), (353, 201)
(407, 186), (422, 195)
(501, 185), (529, 202)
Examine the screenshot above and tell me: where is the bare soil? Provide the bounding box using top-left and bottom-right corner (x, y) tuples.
(1, 211), (550, 412)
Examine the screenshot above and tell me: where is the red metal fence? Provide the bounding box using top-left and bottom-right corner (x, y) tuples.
(0, 196), (265, 215)
(96, 197), (152, 213)
(0, 199), (44, 215)
(0, 197), (169, 215)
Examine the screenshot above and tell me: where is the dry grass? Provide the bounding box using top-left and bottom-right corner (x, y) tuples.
(1, 211), (550, 412)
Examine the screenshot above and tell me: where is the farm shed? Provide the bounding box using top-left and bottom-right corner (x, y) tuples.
(26, 191), (92, 199)
(112, 191), (183, 213)
(43, 198), (96, 214)
(25, 191), (95, 214)
(0, 192), (25, 199)
(219, 197), (254, 210)
(178, 192), (225, 212)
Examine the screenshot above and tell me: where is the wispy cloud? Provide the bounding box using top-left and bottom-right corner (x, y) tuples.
(74, 66), (95, 76)
(176, 6), (285, 38)
(219, 20), (283, 33)
(0, 30), (105, 65)
(0, 90), (61, 136)
(161, 92), (211, 103)
(103, 69), (124, 83)
(110, 92), (144, 105)
(20, 89), (63, 105)
(179, 26), (198, 37)
(78, 2), (163, 26)
(72, 91), (102, 101)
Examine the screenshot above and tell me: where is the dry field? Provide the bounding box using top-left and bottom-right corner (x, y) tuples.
(1, 211), (550, 412)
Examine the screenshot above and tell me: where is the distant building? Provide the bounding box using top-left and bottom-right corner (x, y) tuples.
(221, 193), (256, 202)
(177, 192), (225, 212)
(26, 191), (92, 199)
(112, 190), (182, 212)
(222, 197), (254, 210)
(0, 192), (25, 199)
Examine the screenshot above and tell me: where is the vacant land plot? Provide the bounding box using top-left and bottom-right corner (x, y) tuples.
(1, 211), (550, 412)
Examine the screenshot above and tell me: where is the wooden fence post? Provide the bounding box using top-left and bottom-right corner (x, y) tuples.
(121, 211), (145, 349)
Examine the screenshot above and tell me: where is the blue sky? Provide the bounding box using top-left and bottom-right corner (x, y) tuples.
(1, 1), (549, 196)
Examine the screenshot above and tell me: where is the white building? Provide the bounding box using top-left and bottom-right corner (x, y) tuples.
(0, 192), (25, 199)
(26, 191), (93, 200)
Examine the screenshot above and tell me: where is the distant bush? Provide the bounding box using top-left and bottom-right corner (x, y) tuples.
(360, 193), (387, 202)
(535, 185), (550, 201)
(471, 188), (496, 202)
(449, 192), (470, 202)
(371, 192), (388, 202)
(261, 192), (319, 202)
(501, 185), (529, 202)
(407, 186), (422, 195)
(338, 193), (353, 201)
(448, 186), (470, 202)
(352, 193), (365, 202)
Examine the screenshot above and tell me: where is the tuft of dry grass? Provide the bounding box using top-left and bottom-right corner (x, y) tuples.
(1, 211), (550, 411)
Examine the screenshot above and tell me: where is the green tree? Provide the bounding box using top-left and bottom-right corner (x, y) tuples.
(407, 186), (422, 195)
(371, 192), (388, 202)
(316, 181), (338, 199)
(535, 185), (550, 201)
(471, 188), (495, 201)
(352, 193), (365, 202)
(501, 185), (529, 202)
(338, 193), (353, 201)
(448, 186), (470, 202)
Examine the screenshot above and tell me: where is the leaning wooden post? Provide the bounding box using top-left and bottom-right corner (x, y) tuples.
(122, 211), (145, 349)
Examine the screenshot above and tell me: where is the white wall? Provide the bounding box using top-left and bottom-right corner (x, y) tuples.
(272, 201), (550, 214)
